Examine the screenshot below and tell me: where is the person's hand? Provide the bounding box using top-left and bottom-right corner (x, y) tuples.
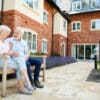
(11, 52), (19, 57)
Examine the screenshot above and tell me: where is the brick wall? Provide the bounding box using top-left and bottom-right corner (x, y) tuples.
(53, 34), (67, 56)
(68, 12), (100, 56)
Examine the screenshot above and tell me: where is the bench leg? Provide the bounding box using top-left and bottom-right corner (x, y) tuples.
(2, 71), (7, 97)
(43, 67), (45, 82)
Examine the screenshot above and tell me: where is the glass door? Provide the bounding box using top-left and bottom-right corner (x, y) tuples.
(85, 45), (91, 59)
(78, 45), (84, 59)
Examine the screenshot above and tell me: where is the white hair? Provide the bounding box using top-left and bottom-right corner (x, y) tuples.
(0, 25), (11, 33)
(15, 27), (23, 34)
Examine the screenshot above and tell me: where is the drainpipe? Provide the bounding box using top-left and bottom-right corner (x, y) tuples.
(66, 24), (68, 56)
(0, 0), (4, 25)
(51, 9), (55, 56)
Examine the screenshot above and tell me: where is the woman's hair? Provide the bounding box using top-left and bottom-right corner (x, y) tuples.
(0, 25), (11, 33)
(15, 27), (23, 34)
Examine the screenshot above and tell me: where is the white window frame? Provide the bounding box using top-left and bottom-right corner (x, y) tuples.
(43, 10), (48, 24)
(72, 1), (82, 11)
(41, 39), (48, 53)
(72, 21), (81, 32)
(22, 29), (37, 52)
(23, 0), (39, 11)
(63, 20), (67, 31)
(91, 19), (100, 30)
(90, 0), (100, 8)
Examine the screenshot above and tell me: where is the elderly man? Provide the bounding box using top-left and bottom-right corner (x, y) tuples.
(0, 25), (33, 95)
(8, 27), (44, 88)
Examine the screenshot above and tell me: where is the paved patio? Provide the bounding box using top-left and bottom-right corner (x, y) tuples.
(1, 61), (100, 100)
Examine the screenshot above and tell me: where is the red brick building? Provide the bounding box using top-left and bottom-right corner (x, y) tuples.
(68, 0), (100, 60)
(0, 0), (69, 56)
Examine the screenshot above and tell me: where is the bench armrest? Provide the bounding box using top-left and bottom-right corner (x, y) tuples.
(0, 55), (8, 72)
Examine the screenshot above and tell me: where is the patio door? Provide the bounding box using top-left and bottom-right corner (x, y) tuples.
(61, 43), (66, 56)
(85, 45), (91, 59)
(78, 45), (84, 59)
(72, 44), (99, 60)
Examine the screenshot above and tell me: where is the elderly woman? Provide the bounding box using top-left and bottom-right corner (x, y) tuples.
(0, 25), (33, 95)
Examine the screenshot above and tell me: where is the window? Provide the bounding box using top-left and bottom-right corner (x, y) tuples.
(90, 0), (100, 8)
(63, 21), (67, 31)
(24, 0), (38, 10)
(72, 21), (81, 31)
(91, 20), (100, 30)
(42, 39), (48, 53)
(72, 1), (82, 11)
(22, 31), (37, 52)
(43, 10), (48, 24)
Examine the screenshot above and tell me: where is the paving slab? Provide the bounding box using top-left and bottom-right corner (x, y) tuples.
(1, 61), (100, 100)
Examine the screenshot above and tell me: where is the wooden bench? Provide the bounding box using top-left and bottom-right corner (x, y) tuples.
(0, 55), (46, 97)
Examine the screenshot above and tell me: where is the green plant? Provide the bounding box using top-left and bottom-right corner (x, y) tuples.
(30, 52), (47, 56)
(52, 52), (60, 56)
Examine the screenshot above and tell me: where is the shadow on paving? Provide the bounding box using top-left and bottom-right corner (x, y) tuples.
(86, 69), (100, 83)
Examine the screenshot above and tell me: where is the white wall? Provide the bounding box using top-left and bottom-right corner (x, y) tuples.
(53, 12), (68, 37)
(2, 0), (44, 24)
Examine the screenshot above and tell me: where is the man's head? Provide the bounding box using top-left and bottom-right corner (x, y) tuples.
(0, 25), (11, 40)
(13, 27), (23, 40)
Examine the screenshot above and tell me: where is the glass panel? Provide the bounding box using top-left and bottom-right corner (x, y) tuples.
(42, 40), (47, 53)
(72, 2), (76, 11)
(85, 45), (91, 59)
(78, 45), (84, 59)
(33, 0), (38, 10)
(77, 23), (80, 30)
(63, 21), (66, 30)
(22, 31), (27, 40)
(28, 41), (31, 50)
(72, 45), (77, 59)
(72, 23), (76, 30)
(77, 2), (81, 10)
(96, 20), (100, 29)
(32, 34), (36, 50)
(92, 21), (95, 29)
(97, 0), (100, 7)
(43, 11), (48, 23)
(24, 0), (33, 8)
(27, 32), (32, 41)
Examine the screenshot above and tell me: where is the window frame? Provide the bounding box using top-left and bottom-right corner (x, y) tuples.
(72, 1), (82, 11)
(22, 29), (37, 52)
(72, 21), (81, 32)
(91, 19), (100, 30)
(90, 0), (100, 8)
(43, 10), (48, 24)
(63, 20), (67, 31)
(41, 39), (48, 53)
(23, 0), (39, 11)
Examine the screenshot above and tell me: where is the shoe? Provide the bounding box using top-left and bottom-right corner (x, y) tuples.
(19, 89), (33, 95)
(34, 80), (44, 88)
(32, 82), (36, 90)
(24, 83), (34, 91)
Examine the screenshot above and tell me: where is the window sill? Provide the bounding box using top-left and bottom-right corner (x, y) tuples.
(71, 30), (81, 32)
(91, 29), (100, 31)
(43, 21), (48, 25)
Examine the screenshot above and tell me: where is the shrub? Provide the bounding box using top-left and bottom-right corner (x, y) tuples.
(46, 56), (77, 69)
(30, 52), (47, 56)
(52, 52), (60, 56)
